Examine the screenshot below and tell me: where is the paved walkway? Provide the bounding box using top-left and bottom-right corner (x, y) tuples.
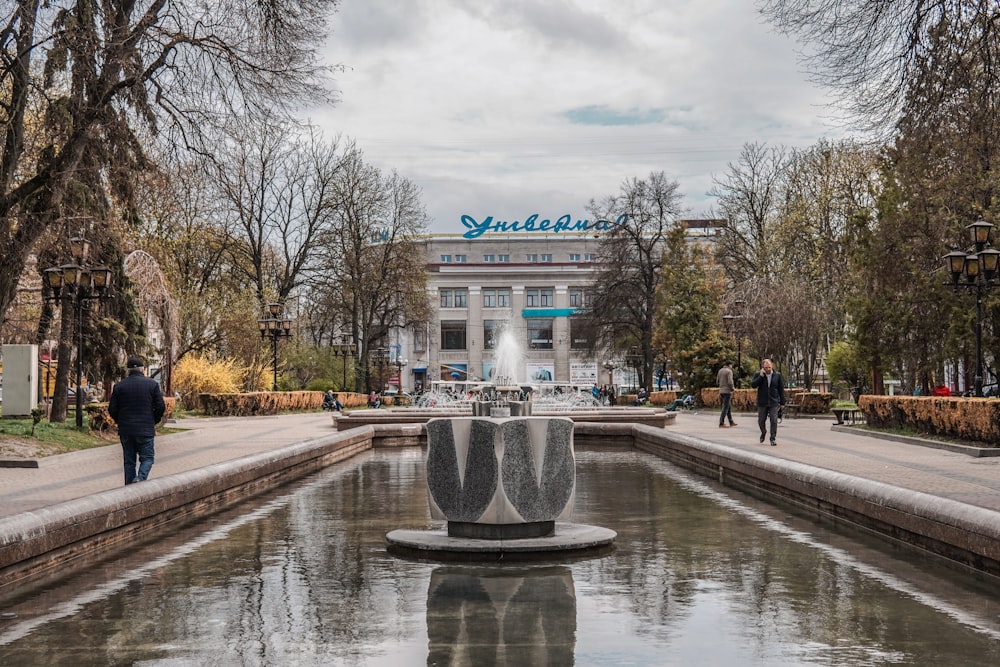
(1, 410), (999, 518)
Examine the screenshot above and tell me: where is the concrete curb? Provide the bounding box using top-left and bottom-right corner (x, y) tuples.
(633, 425), (1000, 577)
(0, 428), (373, 586)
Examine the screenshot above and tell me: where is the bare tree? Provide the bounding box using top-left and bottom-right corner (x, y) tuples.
(709, 142), (789, 284)
(0, 0), (339, 323)
(212, 120), (345, 306)
(316, 149), (430, 391)
(586, 171), (685, 390)
(760, 1), (1000, 136)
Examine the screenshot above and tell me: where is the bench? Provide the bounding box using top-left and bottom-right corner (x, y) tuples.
(781, 403), (800, 419)
(832, 408), (862, 425)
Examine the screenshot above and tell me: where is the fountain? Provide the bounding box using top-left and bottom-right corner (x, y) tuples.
(386, 324), (616, 557)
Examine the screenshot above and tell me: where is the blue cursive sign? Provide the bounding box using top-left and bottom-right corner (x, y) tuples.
(460, 213), (628, 239)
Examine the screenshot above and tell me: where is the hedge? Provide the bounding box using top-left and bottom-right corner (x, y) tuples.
(700, 388), (832, 414)
(859, 395), (1000, 445)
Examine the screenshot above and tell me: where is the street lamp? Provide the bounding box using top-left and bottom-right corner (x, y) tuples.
(257, 302), (293, 391)
(626, 346), (642, 392)
(371, 347), (391, 392)
(603, 360), (617, 387)
(43, 237), (112, 428)
(332, 335), (357, 390)
(393, 356), (408, 393)
(722, 299), (746, 382)
(944, 219), (1000, 397)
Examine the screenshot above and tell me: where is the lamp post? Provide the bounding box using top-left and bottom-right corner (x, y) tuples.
(371, 347), (391, 392)
(393, 356), (408, 393)
(332, 335), (357, 391)
(944, 219), (1000, 397)
(43, 237), (112, 428)
(257, 302), (293, 391)
(603, 361), (617, 392)
(722, 299), (746, 381)
(626, 346), (642, 392)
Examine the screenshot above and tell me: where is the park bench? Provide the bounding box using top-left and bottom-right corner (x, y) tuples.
(832, 407), (862, 425)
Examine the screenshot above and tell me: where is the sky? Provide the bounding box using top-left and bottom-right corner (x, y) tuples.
(307, 0), (842, 235)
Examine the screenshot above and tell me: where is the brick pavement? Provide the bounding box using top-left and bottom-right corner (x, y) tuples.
(1, 409), (998, 519)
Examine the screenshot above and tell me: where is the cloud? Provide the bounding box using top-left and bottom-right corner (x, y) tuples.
(311, 0), (847, 233)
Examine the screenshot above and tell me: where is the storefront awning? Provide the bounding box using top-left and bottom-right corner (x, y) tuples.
(522, 308), (577, 318)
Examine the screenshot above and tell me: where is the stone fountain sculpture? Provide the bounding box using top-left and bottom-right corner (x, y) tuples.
(386, 327), (615, 556)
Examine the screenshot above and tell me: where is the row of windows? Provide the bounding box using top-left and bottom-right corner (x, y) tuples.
(440, 288), (592, 309)
(440, 319), (595, 351)
(439, 253), (594, 263)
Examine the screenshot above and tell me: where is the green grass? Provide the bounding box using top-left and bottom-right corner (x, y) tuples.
(0, 415), (113, 451)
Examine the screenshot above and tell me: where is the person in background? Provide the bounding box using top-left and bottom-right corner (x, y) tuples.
(717, 360), (737, 428)
(108, 356), (166, 485)
(750, 358), (785, 446)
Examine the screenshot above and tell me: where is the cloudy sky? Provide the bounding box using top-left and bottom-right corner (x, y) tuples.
(308, 0), (842, 234)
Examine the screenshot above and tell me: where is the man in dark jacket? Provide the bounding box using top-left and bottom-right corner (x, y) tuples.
(750, 358), (785, 446)
(109, 356), (166, 484)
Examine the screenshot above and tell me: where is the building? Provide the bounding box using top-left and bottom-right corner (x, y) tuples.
(385, 217), (725, 393)
(406, 231), (607, 392)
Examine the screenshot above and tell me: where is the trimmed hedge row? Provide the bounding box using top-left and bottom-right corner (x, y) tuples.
(199, 391), (325, 416)
(88, 397), (178, 433)
(700, 388), (832, 414)
(859, 395), (1000, 445)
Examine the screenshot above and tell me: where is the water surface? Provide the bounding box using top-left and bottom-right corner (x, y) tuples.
(1, 448), (999, 666)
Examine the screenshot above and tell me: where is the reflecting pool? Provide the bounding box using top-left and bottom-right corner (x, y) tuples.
(1, 448), (999, 666)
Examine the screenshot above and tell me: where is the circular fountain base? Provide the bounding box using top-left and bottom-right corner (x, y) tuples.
(386, 522), (616, 560)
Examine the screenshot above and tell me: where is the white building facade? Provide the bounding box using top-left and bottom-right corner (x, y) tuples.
(405, 232), (609, 391)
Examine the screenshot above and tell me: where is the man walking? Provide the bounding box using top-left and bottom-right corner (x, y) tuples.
(750, 358), (785, 446)
(109, 356), (166, 484)
(717, 360), (737, 428)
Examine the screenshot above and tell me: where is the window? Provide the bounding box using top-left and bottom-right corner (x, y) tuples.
(441, 321), (467, 350)
(527, 319), (553, 349)
(569, 253), (581, 261)
(541, 254), (552, 263)
(440, 288), (468, 308)
(570, 317), (596, 349)
(526, 288), (553, 307)
(455, 255), (467, 263)
(483, 320), (503, 350)
(412, 327), (426, 352)
(484, 254), (495, 263)
(498, 254), (510, 263)
(440, 255), (452, 263)
(569, 288), (591, 308)
(526, 254), (538, 262)
(584, 253), (595, 261)
(483, 288), (511, 308)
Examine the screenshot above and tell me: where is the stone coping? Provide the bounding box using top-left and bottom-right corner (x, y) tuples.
(2, 416), (998, 587)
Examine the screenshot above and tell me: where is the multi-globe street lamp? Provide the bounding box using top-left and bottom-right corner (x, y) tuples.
(371, 347), (391, 392)
(332, 335), (357, 391)
(944, 219), (1000, 397)
(43, 237), (112, 428)
(257, 302), (293, 391)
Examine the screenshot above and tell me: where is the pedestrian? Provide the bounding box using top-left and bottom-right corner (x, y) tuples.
(108, 356), (166, 485)
(750, 358), (785, 446)
(717, 360), (737, 428)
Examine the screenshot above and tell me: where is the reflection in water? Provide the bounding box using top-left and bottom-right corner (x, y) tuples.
(0, 449), (999, 665)
(426, 566), (575, 666)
